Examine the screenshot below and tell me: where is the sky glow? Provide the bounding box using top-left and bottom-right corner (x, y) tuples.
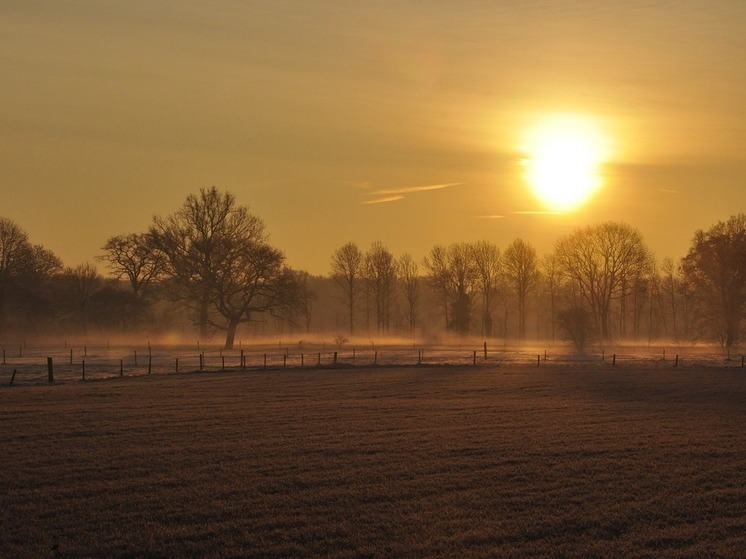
(1, 2), (745, 273)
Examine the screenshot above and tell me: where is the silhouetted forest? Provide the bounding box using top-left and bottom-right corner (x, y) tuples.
(1, 188), (743, 349)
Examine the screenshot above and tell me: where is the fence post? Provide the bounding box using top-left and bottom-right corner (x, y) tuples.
(47, 357), (54, 383)
(674, 355), (679, 367)
(263, 353), (267, 369)
(484, 342), (487, 360)
(70, 349), (73, 365)
(175, 358), (179, 373)
(9, 368), (16, 386)
(82, 360), (86, 381)
(318, 352), (321, 366)
(612, 354), (616, 367)
(120, 359), (123, 377)
(134, 350), (138, 366)
(283, 354), (287, 368)
(240, 349), (245, 370)
(148, 355), (152, 375)
(374, 351), (378, 365)
(537, 354), (540, 367)
(473, 350), (476, 365)
(333, 351), (338, 365)
(301, 354), (304, 367)
(221, 356), (225, 370)
(418, 349), (421, 364)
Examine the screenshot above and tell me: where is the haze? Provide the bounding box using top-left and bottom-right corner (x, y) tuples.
(2, 1), (745, 274)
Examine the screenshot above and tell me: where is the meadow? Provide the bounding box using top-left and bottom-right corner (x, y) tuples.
(1, 363), (744, 558)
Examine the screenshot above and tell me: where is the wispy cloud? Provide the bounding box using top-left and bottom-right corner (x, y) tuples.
(474, 214), (506, 219)
(364, 195), (405, 205)
(362, 182), (463, 204)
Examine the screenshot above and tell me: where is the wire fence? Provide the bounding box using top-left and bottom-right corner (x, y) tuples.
(1, 341), (744, 386)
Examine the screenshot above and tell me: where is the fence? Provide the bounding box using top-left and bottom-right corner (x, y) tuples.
(2, 341), (744, 386)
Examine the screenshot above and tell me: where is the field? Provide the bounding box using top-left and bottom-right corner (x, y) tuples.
(1, 363), (744, 558)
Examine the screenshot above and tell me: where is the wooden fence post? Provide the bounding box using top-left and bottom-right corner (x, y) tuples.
(9, 369), (16, 386)
(484, 342), (487, 360)
(47, 357), (54, 383)
(82, 360), (86, 381)
(120, 359), (123, 376)
(148, 355), (152, 375)
(175, 358), (179, 373)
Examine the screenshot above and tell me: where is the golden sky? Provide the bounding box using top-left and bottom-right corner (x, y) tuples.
(2, 1), (745, 274)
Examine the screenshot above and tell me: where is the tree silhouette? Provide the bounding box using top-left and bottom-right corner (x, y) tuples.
(469, 241), (501, 337)
(681, 213), (746, 348)
(503, 238), (540, 340)
(330, 242), (364, 336)
(150, 187), (294, 348)
(555, 222), (652, 340)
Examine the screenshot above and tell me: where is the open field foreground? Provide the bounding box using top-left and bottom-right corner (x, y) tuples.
(1, 366), (744, 558)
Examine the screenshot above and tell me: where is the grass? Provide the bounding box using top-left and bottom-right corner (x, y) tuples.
(1, 365), (744, 558)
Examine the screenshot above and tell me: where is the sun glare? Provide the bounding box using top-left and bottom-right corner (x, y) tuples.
(521, 114), (611, 212)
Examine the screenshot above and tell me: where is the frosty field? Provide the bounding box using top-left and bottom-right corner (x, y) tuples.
(1, 361), (744, 558)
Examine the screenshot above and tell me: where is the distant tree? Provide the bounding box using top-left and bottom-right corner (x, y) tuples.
(364, 241), (397, 334)
(557, 306), (594, 352)
(423, 243), (477, 336)
(150, 187), (295, 349)
(555, 222), (653, 340)
(423, 245), (452, 331)
(67, 263), (103, 334)
(0, 218), (63, 332)
(469, 241), (501, 337)
(99, 233), (164, 298)
(0, 217), (31, 329)
(681, 214), (746, 348)
(541, 253), (561, 341)
(503, 238), (540, 340)
(330, 242), (364, 336)
(398, 253), (419, 338)
(295, 270), (317, 334)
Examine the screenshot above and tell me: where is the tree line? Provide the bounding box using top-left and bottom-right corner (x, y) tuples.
(0, 187), (743, 349)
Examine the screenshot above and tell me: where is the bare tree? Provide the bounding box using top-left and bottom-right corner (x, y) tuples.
(423, 243), (477, 336)
(555, 222), (653, 340)
(67, 263), (102, 334)
(99, 233), (164, 298)
(681, 213), (746, 348)
(398, 253), (419, 338)
(0, 217), (31, 328)
(150, 187), (293, 348)
(469, 240), (501, 337)
(503, 238), (540, 340)
(330, 242), (364, 336)
(423, 245), (452, 332)
(295, 270), (317, 334)
(364, 241), (397, 334)
(541, 253), (561, 341)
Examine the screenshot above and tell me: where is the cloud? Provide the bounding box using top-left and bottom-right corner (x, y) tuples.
(474, 214), (506, 219)
(362, 182), (462, 204)
(364, 195), (405, 205)
(513, 210), (563, 215)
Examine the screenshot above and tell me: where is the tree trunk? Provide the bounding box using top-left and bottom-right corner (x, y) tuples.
(224, 320), (239, 350)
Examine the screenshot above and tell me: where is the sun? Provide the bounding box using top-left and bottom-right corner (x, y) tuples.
(521, 114), (611, 212)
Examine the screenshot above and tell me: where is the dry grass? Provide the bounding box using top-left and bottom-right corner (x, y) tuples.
(1, 365), (744, 558)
